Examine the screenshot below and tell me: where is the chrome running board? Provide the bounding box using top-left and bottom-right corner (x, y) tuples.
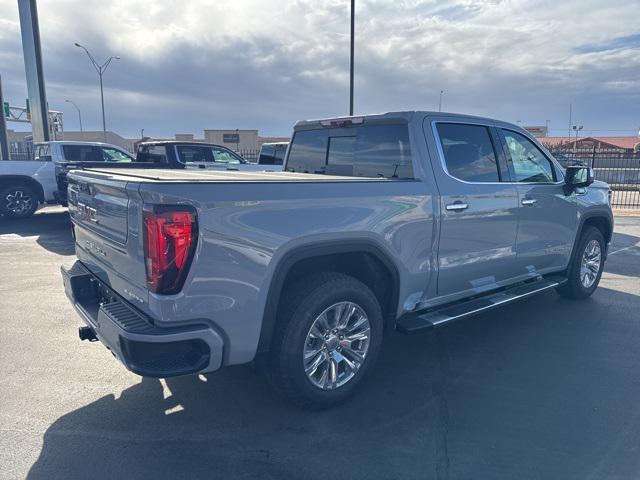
(396, 275), (568, 334)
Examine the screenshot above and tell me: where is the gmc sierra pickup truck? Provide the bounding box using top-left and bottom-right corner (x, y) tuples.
(62, 111), (613, 407)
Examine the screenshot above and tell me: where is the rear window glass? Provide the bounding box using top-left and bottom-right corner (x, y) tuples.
(259, 145), (287, 165)
(137, 144), (167, 163)
(286, 124), (413, 178)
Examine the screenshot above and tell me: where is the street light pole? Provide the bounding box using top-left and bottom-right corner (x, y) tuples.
(572, 125), (583, 153)
(438, 90), (444, 112)
(65, 99), (83, 137)
(74, 43), (120, 140)
(349, 0), (355, 116)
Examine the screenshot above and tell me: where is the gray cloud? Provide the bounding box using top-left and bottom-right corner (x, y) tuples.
(1, 0), (639, 138)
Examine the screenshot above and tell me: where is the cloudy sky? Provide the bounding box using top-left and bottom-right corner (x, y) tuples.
(1, 0), (639, 138)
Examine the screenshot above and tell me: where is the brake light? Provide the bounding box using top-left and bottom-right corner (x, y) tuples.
(143, 206), (198, 294)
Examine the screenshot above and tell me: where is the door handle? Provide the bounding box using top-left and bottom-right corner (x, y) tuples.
(446, 202), (469, 211)
(521, 198), (537, 206)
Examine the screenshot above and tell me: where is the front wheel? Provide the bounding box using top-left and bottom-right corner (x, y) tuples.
(557, 226), (605, 299)
(269, 272), (383, 408)
(0, 184), (38, 219)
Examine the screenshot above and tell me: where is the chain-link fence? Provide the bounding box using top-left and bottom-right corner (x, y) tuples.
(547, 146), (640, 208)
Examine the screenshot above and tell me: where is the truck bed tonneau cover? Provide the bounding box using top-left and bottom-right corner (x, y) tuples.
(73, 168), (397, 183)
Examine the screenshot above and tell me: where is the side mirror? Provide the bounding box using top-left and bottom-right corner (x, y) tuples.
(564, 166), (594, 195)
(36, 154), (52, 161)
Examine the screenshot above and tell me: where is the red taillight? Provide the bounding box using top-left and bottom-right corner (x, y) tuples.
(143, 206), (197, 294)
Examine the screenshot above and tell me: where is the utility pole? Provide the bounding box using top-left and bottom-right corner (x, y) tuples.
(0, 76), (9, 160)
(349, 0), (355, 116)
(18, 0), (50, 142)
(74, 42), (120, 140)
(65, 99), (83, 137)
(438, 90), (444, 112)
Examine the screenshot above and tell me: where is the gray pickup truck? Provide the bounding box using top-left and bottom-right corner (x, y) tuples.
(62, 111), (612, 407)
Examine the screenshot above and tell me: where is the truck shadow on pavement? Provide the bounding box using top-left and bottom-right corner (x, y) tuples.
(26, 286), (640, 480)
(0, 208), (74, 256)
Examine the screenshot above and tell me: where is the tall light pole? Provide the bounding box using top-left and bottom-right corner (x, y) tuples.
(349, 0), (355, 116)
(74, 42), (119, 140)
(65, 99), (83, 137)
(572, 125), (583, 153)
(438, 90), (444, 112)
(545, 119), (550, 136)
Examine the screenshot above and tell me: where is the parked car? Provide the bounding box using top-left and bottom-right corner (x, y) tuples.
(136, 141), (282, 171)
(0, 145), (57, 218)
(258, 142), (289, 166)
(62, 111), (613, 407)
(44, 141), (135, 205)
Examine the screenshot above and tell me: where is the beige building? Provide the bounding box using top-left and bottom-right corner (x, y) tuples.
(203, 129), (289, 151)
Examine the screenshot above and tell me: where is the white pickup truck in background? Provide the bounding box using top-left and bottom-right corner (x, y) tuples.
(0, 141), (134, 219)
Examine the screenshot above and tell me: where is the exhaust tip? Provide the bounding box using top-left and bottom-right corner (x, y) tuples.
(78, 326), (98, 342)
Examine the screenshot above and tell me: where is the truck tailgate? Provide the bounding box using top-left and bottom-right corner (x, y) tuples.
(67, 172), (148, 302)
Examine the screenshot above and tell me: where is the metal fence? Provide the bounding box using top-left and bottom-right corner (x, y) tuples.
(237, 149), (260, 163)
(548, 147), (640, 209)
(8, 143), (33, 161)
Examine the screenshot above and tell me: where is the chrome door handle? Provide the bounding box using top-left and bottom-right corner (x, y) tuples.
(446, 202), (469, 211)
(521, 198), (537, 206)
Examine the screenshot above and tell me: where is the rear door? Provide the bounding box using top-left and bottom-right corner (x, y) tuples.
(427, 120), (520, 301)
(498, 128), (577, 273)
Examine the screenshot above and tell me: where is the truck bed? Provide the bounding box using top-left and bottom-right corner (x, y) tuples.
(75, 168), (396, 183)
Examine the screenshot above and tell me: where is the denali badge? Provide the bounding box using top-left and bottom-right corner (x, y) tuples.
(85, 240), (106, 257)
(124, 289), (145, 304)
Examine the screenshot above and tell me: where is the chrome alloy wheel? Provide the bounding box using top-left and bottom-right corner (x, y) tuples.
(580, 239), (601, 288)
(5, 189), (33, 215)
(303, 301), (371, 390)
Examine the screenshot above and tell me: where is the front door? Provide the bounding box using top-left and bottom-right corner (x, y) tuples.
(428, 121), (520, 302)
(498, 128), (577, 273)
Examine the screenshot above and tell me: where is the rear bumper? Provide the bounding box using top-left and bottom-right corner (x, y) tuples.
(61, 261), (224, 377)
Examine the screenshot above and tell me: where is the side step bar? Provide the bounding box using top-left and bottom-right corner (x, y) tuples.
(396, 275), (568, 334)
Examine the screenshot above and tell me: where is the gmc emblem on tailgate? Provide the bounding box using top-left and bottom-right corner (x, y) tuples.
(77, 202), (98, 223)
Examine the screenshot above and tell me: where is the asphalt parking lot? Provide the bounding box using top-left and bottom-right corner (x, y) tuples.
(1, 207), (639, 480)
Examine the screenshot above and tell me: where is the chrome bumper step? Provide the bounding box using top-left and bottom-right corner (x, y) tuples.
(396, 275), (568, 334)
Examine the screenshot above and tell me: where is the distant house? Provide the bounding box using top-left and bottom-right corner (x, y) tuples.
(539, 136), (640, 154)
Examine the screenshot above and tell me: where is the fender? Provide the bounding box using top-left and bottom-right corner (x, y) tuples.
(0, 175), (46, 203)
(256, 239), (401, 354)
(568, 210), (614, 265)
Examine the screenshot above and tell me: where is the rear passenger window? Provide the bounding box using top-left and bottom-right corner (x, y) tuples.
(286, 124), (413, 178)
(62, 145), (103, 162)
(436, 123), (500, 183)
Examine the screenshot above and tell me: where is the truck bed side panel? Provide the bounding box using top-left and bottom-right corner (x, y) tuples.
(137, 180), (435, 365)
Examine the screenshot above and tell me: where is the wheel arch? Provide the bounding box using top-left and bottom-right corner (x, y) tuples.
(0, 175), (45, 203)
(570, 212), (613, 264)
(257, 240), (401, 354)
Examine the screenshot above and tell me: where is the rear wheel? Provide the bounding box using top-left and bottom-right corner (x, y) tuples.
(0, 184), (38, 219)
(557, 226), (605, 299)
(269, 272), (383, 408)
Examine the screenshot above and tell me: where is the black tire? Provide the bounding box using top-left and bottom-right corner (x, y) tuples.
(0, 184), (38, 219)
(268, 272), (384, 408)
(557, 226), (605, 299)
